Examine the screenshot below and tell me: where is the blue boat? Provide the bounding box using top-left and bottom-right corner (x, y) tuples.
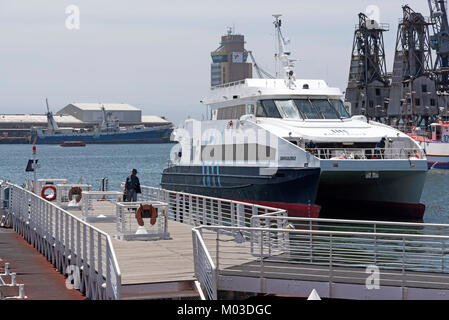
(31, 101), (173, 144)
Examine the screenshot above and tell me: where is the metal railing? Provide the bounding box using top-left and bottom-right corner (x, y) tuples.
(4, 183), (121, 300)
(311, 148), (425, 160)
(82, 191), (122, 222)
(139, 186), (288, 231)
(192, 229), (217, 300)
(56, 184), (92, 208)
(211, 79), (246, 91)
(138, 185), (288, 299)
(115, 201), (170, 241)
(193, 224), (449, 299)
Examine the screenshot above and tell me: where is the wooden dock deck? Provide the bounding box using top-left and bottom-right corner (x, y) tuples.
(68, 202), (200, 299)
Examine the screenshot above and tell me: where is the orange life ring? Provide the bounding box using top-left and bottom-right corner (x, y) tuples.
(135, 204), (158, 227)
(41, 185), (57, 202)
(68, 187), (83, 203)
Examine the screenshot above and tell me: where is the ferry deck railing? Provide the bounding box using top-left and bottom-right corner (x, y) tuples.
(3, 182), (121, 300)
(193, 224), (449, 299)
(311, 147), (425, 160)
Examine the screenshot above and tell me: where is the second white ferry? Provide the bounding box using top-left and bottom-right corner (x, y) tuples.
(162, 15), (429, 219)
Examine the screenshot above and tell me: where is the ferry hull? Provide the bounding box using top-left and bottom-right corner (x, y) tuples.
(161, 166), (321, 218)
(33, 126), (173, 144)
(412, 137), (449, 169)
(316, 170), (427, 220)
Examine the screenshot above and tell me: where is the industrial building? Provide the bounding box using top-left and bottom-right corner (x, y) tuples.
(210, 28), (253, 87)
(56, 103), (142, 124)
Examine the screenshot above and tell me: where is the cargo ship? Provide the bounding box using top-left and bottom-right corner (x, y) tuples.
(31, 102), (173, 144)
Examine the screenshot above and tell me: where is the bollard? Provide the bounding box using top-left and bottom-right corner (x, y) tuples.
(4, 263), (10, 275)
(10, 273), (16, 286)
(18, 284), (25, 299)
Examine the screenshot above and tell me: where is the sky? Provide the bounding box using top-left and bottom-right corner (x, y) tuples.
(0, 0), (435, 125)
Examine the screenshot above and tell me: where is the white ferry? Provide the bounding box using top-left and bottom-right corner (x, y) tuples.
(162, 15), (429, 219)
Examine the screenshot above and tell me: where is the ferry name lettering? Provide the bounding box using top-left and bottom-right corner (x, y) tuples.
(330, 129), (349, 135)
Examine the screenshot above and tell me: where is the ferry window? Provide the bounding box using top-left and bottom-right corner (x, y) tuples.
(275, 100), (302, 119)
(294, 99), (322, 119)
(310, 99), (340, 119)
(246, 104), (255, 115)
(436, 125), (442, 140)
(329, 99), (350, 118)
(258, 100), (282, 118)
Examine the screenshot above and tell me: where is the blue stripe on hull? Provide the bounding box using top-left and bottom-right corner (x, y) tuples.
(428, 163), (449, 169)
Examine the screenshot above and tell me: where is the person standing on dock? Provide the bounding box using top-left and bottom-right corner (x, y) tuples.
(125, 169), (141, 202)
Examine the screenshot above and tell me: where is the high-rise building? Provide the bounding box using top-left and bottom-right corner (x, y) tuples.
(211, 28), (253, 87)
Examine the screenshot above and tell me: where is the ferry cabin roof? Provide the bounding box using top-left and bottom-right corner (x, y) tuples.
(203, 78), (343, 106)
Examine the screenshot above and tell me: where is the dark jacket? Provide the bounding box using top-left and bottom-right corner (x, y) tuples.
(125, 175), (141, 193)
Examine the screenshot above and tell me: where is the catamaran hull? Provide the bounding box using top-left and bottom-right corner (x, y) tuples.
(32, 127), (173, 144)
(316, 170), (427, 219)
(161, 166), (322, 218)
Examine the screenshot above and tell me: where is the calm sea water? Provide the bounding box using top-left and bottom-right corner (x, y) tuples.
(0, 144), (447, 224)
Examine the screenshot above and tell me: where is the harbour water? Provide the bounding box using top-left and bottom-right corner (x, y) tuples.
(0, 143), (447, 224)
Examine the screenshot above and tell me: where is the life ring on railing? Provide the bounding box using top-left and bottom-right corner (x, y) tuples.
(68, 186), (83, 203)
(135, 204), (158, 227)
(41, 185), (57, 202)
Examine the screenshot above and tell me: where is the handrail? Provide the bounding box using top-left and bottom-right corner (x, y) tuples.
(5, 183), (121, 300)
(139, 185), (288, 229)
(311, 147), (425, 160)
(192, 229), (217, 300)
(192, 223), (449, 299)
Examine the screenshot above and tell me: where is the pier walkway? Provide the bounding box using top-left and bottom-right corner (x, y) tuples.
(2, 182), (449, 300)
(0, 227), (85, 300)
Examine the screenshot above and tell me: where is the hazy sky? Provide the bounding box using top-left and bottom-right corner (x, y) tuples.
(0, 0), (435, 125)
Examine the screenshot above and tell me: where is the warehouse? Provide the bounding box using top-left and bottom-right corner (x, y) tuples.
(56, 103), (142, 124)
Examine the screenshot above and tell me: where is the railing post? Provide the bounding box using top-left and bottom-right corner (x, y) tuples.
(329, 234), (333, 299)
(260, 229), (264, 294)
(402, 236), (406, 299)
(309, 219), (313, 263)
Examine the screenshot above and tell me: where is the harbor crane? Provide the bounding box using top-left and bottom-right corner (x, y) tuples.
(428, 0), (449, 92)
(345, 13), (390, 121)
(388, 5), (437, 129)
